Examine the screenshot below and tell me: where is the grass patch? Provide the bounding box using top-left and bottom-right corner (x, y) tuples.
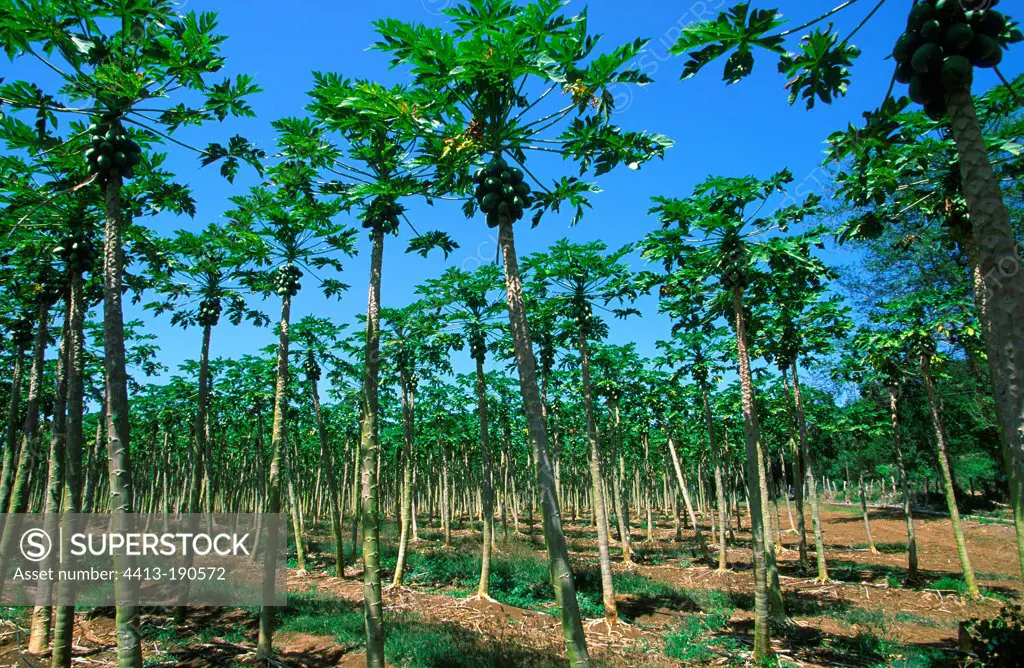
(664, 612), (732, 664)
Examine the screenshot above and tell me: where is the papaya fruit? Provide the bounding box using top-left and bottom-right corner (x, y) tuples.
(484, 177), (501, 190)
(514, 182), (531, 196)
(895, 60), (915, 84)
(979, 11), (1007, 38)
(941, 55), (973, 90)
(967, 34), (999, 65)
(503, 184), (515, 197)
(481, 193), (500, 212)
(945, 23), (974, 51)
(924, 98), (946, 121)
(911, 43), (943, 73)
(510, 168), (524, 184)
(909, 74), (940, 104)
(97, 155), (112, 170)
(99, 141), (113, 153)
(908, 3), (934, 29)
(975, 47), (1003, 68)
(934, 0), (965, 21)
(114, 151), (127, 166)
(920, 20), (944, 43)
(894, 32), (920, 61)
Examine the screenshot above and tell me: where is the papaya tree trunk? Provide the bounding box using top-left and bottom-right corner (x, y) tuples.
(888, 386), (918, 580)
(608, 400), (631, 563)
(498, 216), (590, 665)
(947, 85), (1024, 582)
(175, 320), (212, 624)
(0, 342), (26, 519)
(29, 308), (68, 654)
(474, 355), (495, 598)
(791, 362), (828, 582)
(579, 334), (617, 624)
(311, 375), (344, 578)
(360, 227), (385, 667)
(856, 440), (878, 554)
(256, 291), (292, 660)
(703, 389), (729, 571)
(393, 373), (415, 588)
(101, 173), (142, 668)
(666, 435), (711, 564)
(920, 352), (979, 597)
(53, 267), (87, 668)
(731, 288), (770, 661)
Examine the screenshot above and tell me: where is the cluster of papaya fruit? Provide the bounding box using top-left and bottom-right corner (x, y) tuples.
(274, 263), (303, 297)
(468, 329), (487, 362)
(363, 197), (403, 234)
(570, 297), (595, 337)
(473, 156), (532, 228)
(302, 352), (321, 382)
(197, 297), (222, 327)
(53, 234), (99, 276)
(894, 0), (1018, 119)
(9, 317), (34, 348)
(84, 118), (142, 181)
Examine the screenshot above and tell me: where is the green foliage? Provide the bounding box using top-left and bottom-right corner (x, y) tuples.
(963, 604), (1024, 666)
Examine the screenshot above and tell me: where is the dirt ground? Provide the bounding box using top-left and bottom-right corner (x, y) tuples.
(1, 504), (1019, 666)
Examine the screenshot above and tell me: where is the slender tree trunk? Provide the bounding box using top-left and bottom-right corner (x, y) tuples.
(947, 88), (1024, 583)
(666, 435), (711, 564)
(175, 321), (212, 624)
(53, 268), (86, 668)
(473, 356), (495, 598)
(731, 289), (770, 660)
(498, 216), (590, 665)
(30, 309), (69, 654)
(256, 291), (292, 660)
(888, 386), (918, 580)
(393, 375), (415, 588)
(360, 228), (386, 667)
(920, 352), (980, 597)
(579, 334), (617, 624)
(0, 343), (26, 518)
(791, 363), (828, 582)
(311, 376), (344, 578)
(701, 389), (729, 571)
(856, 441), (878, 554)
(608, 401), (631, 563)
(101, 173), (142, 668)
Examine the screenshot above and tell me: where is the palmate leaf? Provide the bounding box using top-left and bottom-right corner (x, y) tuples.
(406, 231), (459, 258)
(671, 5), (785, 84)
(778, 27), (859, 110)
(201, 135), (266, 183)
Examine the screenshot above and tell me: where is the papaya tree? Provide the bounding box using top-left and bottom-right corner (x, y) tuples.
(228, 161), (357, 660)
(876, 288), (983, 597)
(643, 170), (824, 659)
(419, 265), (506, 597)
(523, 239), (642, 623)
(295, 78), (458, 667)
(670, 3), (1024, 565)
(368, 2), (671, 659)
(0, 3), (263, 662)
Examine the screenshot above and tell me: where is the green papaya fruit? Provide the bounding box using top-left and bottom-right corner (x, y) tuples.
(484, 177), (501, 190)
(924, 98), (946, 121)
(893, 32), (920, 61)
(503, 184), (515, 197)
(908, 3), (934, 29)
(934, 0), (965, 21)
(481, 193), (500, 212)
(967, 34), (1000, 65)
(97, 155), (112, 170)
(510, 168), (524, 184)
(911, 43), (943, 73)
(945, 23), (974, 51)
(975, 47), (1003, 68)
(99, 141), (114, 153)
(920, 20), (944, 43)
(895, 60), (915, 84)
(126, 151), (141, 166)
(909, 74), (940, 105)
(114, 151), (127, 166)
(941, 55), (973, 90)
(979, 11), (1007, 38)
(486, 211), (500, 228)
(514, 182), (531, 196)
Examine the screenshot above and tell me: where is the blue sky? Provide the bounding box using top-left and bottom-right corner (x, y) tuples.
(10, 1), (1023, 388)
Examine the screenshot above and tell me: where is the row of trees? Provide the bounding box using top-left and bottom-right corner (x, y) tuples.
(0, 0), (1021, 665)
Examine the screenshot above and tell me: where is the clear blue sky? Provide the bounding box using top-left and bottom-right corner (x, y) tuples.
(23, 1), (1023, 385)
